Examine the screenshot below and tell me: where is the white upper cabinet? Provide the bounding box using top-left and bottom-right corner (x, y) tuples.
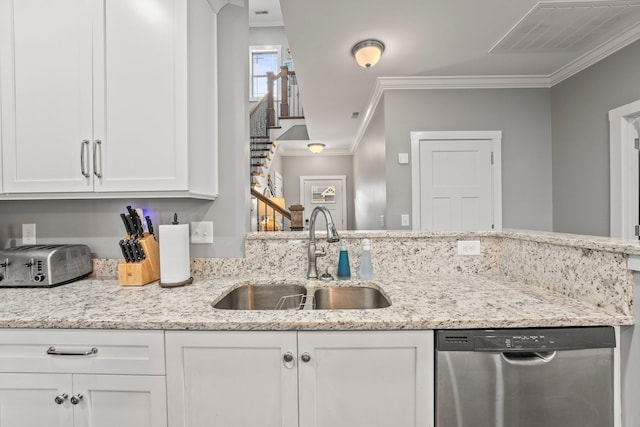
(0, 0), (219, 198)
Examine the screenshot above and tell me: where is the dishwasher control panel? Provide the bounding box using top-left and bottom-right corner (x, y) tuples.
(437, 327), (615, 352)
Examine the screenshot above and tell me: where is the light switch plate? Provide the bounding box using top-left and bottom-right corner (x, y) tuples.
(398, 153), (409, 164)
(22, 223), (36, 245)
(190, 221), (213, 244)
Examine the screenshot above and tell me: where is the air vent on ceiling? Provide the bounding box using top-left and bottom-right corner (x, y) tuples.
(490, 0), (640, 53)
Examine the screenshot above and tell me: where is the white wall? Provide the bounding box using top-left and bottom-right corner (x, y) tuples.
(381, 88), (553, 231)
(353, 100), (386, 230)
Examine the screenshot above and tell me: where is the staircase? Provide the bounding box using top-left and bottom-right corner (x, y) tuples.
(250, 66), (304, 230)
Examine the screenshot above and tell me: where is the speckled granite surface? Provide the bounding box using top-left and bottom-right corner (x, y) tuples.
(73, 230), (640, 330)
(0, 275), (629, 330)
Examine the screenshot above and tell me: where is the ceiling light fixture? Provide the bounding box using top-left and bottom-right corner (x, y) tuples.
(307, 143), (325, 154)
(351, 39), (385, 69)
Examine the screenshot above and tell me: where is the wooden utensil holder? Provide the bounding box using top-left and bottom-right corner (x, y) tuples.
(118, 234), (160, 286)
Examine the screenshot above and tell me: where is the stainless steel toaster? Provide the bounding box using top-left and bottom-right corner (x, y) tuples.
(0, 244), (93, 287)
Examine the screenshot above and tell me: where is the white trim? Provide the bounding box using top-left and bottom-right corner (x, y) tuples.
(299, 175), (348, 229)
(614, 325), (622, 427)
(609, 99), (640, 239)
(351, 76), (549, 153)
(550, 23), (640, 86)
(410, 131), (502, 232)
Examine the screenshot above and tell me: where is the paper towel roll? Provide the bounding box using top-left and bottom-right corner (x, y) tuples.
(159, 224), (191, 285)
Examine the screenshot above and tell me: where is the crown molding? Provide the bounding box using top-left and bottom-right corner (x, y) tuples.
(549, 23), (640, 86)
(350, 75), (551, 153)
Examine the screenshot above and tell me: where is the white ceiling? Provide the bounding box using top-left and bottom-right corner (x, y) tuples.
(260, 0), (640, 155)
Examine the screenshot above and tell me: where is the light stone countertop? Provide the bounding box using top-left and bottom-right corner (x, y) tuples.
(0, 274), (630, 330)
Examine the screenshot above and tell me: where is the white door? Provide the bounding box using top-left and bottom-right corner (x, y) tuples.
(0, 0), (94, 193)
(165, 331), (299, 427)
(73, 374), (167, 427)
(411, 131), (502, 231)
(0, 373), (73, 427)
(300, 176), (347, 230)
(297, 331), (434, 427)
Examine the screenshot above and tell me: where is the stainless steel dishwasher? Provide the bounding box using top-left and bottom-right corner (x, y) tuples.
(435, 327), (615, 427)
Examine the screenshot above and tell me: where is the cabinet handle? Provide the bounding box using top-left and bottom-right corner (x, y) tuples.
(93, 140), (103, 178)
(80, 140), (90, 178)
(283, 352), (294, 363)
(54, 393), (68, 405)
(301, 352), (311, 363)
(46, 346), (98, 356)
(70, 394), (83, 405)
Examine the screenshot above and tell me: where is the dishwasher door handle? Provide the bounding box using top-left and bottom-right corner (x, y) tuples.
(501, 351), (557, 366)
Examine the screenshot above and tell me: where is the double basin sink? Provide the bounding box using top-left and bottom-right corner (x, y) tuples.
(213, 283), (391, 311)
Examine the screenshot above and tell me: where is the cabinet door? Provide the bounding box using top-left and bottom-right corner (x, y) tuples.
(92, 0), (188, 192)
(72, 374), (167, 427)
(298, 331), (434, 427)
(0, 373), (73, 427)
(0, 0), (94, 193)
(166, 331), (298, 427)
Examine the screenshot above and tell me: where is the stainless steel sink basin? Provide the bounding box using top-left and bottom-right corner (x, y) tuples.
(313, 286), (391, 310)
(213, 284), (308, 310)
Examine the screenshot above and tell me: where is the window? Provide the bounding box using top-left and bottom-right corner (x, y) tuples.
(250, 45), (280, 100)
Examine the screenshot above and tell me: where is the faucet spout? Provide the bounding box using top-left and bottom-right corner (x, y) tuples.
(307, 206), (340, 279)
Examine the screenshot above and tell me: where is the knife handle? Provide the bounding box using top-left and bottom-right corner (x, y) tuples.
(119, 240), (131, 263)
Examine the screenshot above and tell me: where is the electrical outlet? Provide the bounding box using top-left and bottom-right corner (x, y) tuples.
(22, 223), (36, 245)
(401, 214), (410, 227)
(457, 240), (481, 256)
(190, 221), (213, 244)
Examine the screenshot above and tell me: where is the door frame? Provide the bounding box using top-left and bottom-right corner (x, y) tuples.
(299, 175), (347, 227)
(609, 99), (640, 239)
(410, 131), (502, 231)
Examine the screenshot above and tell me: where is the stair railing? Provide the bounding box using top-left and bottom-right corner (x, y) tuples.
(251, 189), (291, 232)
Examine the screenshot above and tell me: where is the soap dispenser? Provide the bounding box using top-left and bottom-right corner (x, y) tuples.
(337, 240), (351, 280)
(359, 239), (373, 280)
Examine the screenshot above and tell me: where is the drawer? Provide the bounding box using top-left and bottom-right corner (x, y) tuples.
(0, 329), (165, 375)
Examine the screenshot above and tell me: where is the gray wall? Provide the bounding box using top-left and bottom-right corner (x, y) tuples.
(248, 26), (289, 62)
(282, 155), (355, 229)
(353, 100), (387, 230)
(551, 39), (640, 236)
(0, 1), (249, 259)
(382, 88), (554, 231)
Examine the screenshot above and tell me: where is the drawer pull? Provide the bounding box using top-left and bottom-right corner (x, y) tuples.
(46, 346), (98, 356)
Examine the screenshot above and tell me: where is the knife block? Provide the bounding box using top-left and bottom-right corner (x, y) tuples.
(118, 234), (160, 286)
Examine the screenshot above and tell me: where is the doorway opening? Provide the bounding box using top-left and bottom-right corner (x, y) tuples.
(609, 99), (640, 240)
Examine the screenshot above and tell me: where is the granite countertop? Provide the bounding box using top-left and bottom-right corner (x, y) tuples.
(0, 273), (630, 330)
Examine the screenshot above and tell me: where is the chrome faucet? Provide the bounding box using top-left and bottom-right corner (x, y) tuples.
(307, 206), (340, 279)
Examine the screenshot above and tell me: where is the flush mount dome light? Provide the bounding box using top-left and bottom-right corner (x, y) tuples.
(307, 143), (325, 154)
(351, 39), (385, 68)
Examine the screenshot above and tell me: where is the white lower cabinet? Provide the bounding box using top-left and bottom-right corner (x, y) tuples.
(0, 329), (167, 427)
(165, 330), (434, 427)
